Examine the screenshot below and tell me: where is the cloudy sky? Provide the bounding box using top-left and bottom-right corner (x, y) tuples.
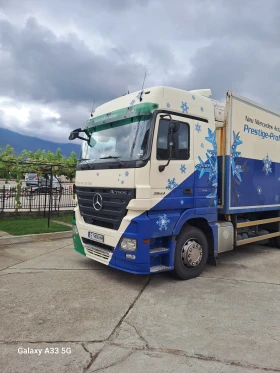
(0, 0), (279, 143)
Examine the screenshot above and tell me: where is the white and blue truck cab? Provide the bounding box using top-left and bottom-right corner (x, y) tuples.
(70, 86), (280, 280)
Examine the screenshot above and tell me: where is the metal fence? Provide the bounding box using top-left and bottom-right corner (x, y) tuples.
(0, 183), (76, 213)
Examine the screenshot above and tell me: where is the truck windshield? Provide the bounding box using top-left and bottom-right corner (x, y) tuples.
(80, 115), (152, 162)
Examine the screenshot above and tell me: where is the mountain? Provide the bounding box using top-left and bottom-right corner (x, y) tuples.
(0, 127), (80, 156)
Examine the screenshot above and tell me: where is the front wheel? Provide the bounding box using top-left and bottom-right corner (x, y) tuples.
(172, 226), (208, 280)
(269, 236), (280, 249)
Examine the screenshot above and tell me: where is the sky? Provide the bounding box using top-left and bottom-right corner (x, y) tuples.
(0, 0), (279, 143)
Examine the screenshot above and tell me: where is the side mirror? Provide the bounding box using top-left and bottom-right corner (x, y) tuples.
(158, 114), (179, 172)
(69, 128), (82, 140)
(169, 121), (180, 133)
(160, 114), (180, 134)
(69, 128), (90, 143)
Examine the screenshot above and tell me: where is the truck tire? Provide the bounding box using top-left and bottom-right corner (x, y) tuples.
(172, 225), (208, 280)
(275, 236), (280, 249)
(268, 236), (280, 248)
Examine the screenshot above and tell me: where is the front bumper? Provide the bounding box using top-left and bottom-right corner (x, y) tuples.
(72, 208), (175, 275)
(72, 226), (86, 256)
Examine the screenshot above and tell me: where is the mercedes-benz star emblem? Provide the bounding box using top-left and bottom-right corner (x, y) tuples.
(93, 193), (103, 211)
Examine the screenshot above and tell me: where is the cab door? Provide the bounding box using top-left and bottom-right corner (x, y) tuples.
(149, 113), (195, 234)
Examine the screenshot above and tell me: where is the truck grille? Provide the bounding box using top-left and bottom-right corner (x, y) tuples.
(76, 187), (136, 230)
(87, 247), (110, 260)
(82, 238), (114, 262)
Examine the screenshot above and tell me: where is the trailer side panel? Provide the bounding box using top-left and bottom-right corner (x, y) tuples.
(219, 91), (280, 214)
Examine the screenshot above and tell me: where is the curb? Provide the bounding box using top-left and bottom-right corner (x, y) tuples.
(0, 231), (72, 248)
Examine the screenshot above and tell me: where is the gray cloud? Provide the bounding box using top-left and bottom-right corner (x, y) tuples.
(0, 17), (146, 103)
(0, 0), (279, 144)
(0, 98), (90, 143)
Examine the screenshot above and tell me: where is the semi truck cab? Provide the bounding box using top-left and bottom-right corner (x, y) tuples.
(70, 86), (280, 280)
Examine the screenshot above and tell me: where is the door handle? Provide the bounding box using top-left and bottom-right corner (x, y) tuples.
(183, 188), (193, 195)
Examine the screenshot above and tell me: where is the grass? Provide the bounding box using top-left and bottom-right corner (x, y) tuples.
(51, 214), (72, 224)
(0, 217), (72, 236)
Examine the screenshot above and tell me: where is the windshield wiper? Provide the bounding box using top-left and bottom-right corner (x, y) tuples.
(78, 158), (95, 169)
(99, 156), (123, 165)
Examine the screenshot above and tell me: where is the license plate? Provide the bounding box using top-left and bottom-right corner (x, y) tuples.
(88, 231), (104, 243)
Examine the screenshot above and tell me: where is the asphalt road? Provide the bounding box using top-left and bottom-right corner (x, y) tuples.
(1, 238), (280, 372)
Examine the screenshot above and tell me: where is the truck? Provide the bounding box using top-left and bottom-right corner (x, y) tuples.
(69, 86), (280, 280)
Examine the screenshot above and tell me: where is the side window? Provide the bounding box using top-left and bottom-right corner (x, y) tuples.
(156, 119), (189, 160)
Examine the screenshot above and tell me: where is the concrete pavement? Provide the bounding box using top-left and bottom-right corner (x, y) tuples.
(0, 238), (279, 372)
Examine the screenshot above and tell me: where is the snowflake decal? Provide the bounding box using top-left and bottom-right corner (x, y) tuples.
(231, 131), (243, 182)
(205, 128), (217, 152)
(156, 214), (170, 231)
(278, 177), (280, 181)
(130, 100), (135, 107)
(195, 123), (201, 133)
(121, 180), (124, 184)
(166, 103), (171, 109)
(180, 199), (184, 205)
(125, 171), (129, 177)
(195, 128), (217, 206)
(262, 154), (272, 176)
(200, 107), (204, 112)
(275, 195), (279, 203)
(166, 178), (178, 190)
(180, 164), (186, 173)
(181, 101), (189, 113)
(192, 95), (195, 100)
(96, 173), (99, 176)
(257, 186), (262, 195)
(233, 165), (243, 182)
(201, 143), (204, 148)
(196, 157), (212, 179)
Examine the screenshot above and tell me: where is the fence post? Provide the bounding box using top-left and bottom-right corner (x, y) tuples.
(48, 167), (53, 228)
(38, 187), (40, 212)
(58, 187), (62, 217)
(43, 188), (46, 217)
(29, 187), (32, 212)
(2, 185), (5, 212)
(54, 190), (57, 212)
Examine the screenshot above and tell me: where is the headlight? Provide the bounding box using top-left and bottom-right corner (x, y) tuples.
(72, 225), (79, 235)
(120, 237), (137, 252)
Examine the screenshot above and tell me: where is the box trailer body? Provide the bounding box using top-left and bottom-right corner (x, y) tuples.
(218, 92), (280, 214)
(69, 86), (280, 280)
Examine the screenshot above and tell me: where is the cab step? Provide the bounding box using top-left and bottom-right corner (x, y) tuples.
(150, 247), (169, 255)
(150, 265), (173, 273)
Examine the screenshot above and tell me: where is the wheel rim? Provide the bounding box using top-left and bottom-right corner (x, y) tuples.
(181, 238), (203, 268)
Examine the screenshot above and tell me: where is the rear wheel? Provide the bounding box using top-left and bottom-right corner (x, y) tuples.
(173, 225), (208, 280)
(269, 236), (280, 248)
